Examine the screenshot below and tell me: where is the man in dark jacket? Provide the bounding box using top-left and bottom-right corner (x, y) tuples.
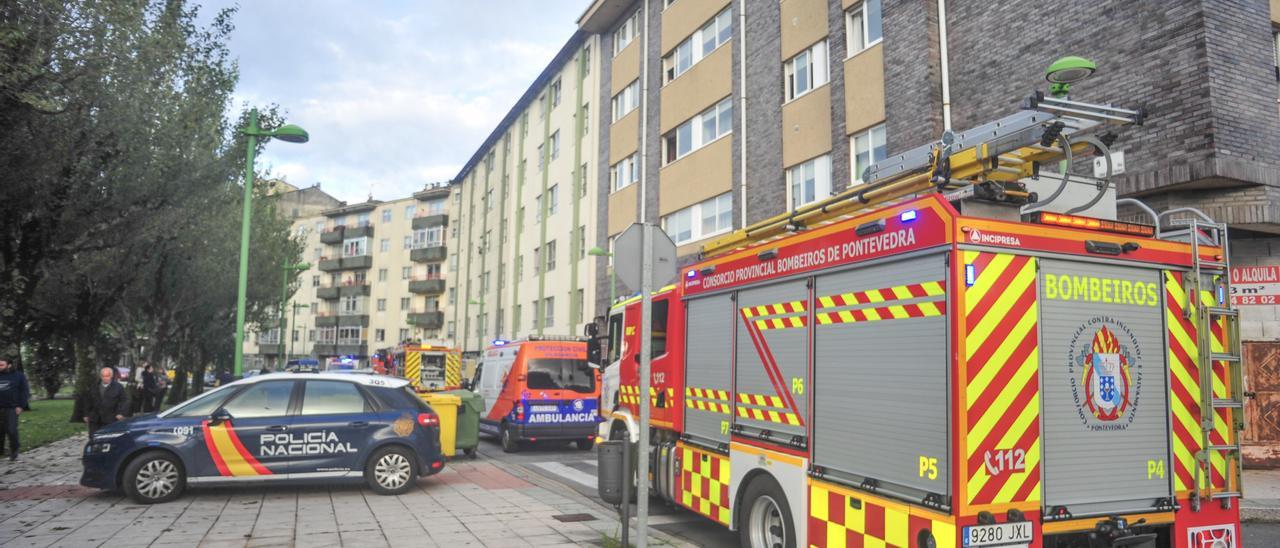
(140, 364), (158, 413)
(82, 367), (129, 435)
(0, 359), (30, 460)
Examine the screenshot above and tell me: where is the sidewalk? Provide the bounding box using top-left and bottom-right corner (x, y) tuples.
(1244, 468), (1280, 522)
(0, 434), (692, 547)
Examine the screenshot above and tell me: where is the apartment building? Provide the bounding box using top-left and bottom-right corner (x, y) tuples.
(243, 184), (454, 369)
(446, 32), (604, 354)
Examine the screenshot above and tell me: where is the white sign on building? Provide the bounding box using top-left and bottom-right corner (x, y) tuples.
(1230, 265), (1280, 306)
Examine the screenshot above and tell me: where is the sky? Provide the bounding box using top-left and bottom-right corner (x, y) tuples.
(199, 1), (586, 203)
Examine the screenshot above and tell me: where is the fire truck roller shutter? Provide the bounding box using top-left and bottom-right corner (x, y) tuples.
(811, 253), (950, 497)
(684, 293), (735, 446)
(1038, 259), (1171, 516)
(733, 279), (810, 440)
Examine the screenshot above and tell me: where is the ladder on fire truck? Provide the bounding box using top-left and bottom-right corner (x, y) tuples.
(1182, 219), (1246, 509)
(701, 92), (1145, 257)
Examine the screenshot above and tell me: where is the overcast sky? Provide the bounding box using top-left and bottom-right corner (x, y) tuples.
(201, 1), (585, 203)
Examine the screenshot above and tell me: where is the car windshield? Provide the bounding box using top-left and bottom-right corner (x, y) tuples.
(525, 358), (594, 392)
(162, 384), (237, 418)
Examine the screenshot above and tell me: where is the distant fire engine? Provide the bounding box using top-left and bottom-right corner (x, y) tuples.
(593, 91), (1244, 548)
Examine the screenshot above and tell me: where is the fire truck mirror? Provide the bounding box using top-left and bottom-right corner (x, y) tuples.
(586, 337), (603, 366)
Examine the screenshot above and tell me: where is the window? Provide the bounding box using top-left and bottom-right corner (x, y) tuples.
(377, 298), (386, 312)
(537, 143), (545, 171)
(401, 266), (411, 280)
(313, 247), (321, 260)
(300, 381), (368, 416)
(613, 11), (639, 55)
(612, 154), (639, 191)
(578, 226), (587, 260)
(544, 296), (556, 327)
(342, 237), (368, 257)
(788, 154), (833, 208)
(375, 329), (385, 342)
(426, 263), (442, 278)
(337, 326), (361, 344)
(611, 80), (640, 122)
(308, 329), (315, 341)
(784, 41), (829, 101)
(222, 381), (293, 419)
(581, 104), (590, 136)
(403, 235), (412, 250)
(315, 221), (324, 233)
(425, 296), (439, 310)
(413, 227), (443, 248)
(577, 289), (585, 322)
(513, 304), (522, 334)
(317, 327), (336, 344)
(380, 239), (390, 252)
(663, 8), (732, 83)
(550, 130), (561, 160)
(377, 268), (387, 282)
(548, 184), (559, 216)
(580, 164), (589, 196)
(356, 213), (370, 227)
(449, 253), (458, 272)
(550, 78), (562, 107)
(312, 275), (320, 287)
(341, 295), (363, 315)
(663, 97), (732, 164)
(293, 329), (299, 342)
(525, 357), (594, 392)
(650, 299), (669, 357)
(845, 0), (883, 56)
(851, 124), (888, 185)
(533, 197), (542, 223)
(533, 246), (541, 273)
(662, 192), (732, 245)
(516, 254), (524, 281)
(582, 44), (591, 74)
(398, 328), (409, 341)
(485, 188), (493, 211)
(405, 204), (416, 219)
(381, 209), (391, 223)
(545, 240), (557, 272)
(425, 199), (445, 215)
(448, 287), (456, 305)
(400, 297), (410, 310)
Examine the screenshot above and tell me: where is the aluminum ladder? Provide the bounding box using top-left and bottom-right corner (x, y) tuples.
(1183, 219), (1245, 510)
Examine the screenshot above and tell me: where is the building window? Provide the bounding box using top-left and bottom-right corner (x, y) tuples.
(578, 226), (587, 260)
(663, 97), (732, 164)
(581, 103), (590, 136)
(404, 204), (416, 219)
(784, 41), (829, 102)
(850, 124), (888, 185)
(341, 295), (363, 315)
(580, 163), (589, 197)
(513, 304), (522, 335)
(577, 289), (586, 322)
(377, 268), (387, 282)
(787, 154), (833, 208)
(426, 263), (442, 278)
(533, 246), (541, 274)
(662, 192), (733, 245)
(342, 237), (368, 257)
(534, 195), (542, 223)
(400, 297), (410, 310)
(582, 44), (592, 74)
(313, 247), (321, 260)
(545, 240), (557, 272)
(377, 298), (386, 312)
(845, 0), (883, 56)
(612, 80), (640, 122)
(544, 297), (555, 328)
(401, 266), (411, 280)
(356, 212), (370, 227)
(516, 254), (523, 281)
(312, 275), (320, 287)
(381, 209), (391, 223)
(550, 78), (562, 108)
(550, 130), (561, 160)
(403, 235), (412, 250)
(398, 328), (409, 341)
(448, 287), (456, 305)
(613, 11), (639, 56)
(548, 184), (559, 216)
(380, 238), (390, 252)
(315, 221), (324, 233)
(450, 253), (458, 272)
(537, 143), (545, 171)
(308, 329), (316, 341)
(612, 153), (639, 191)
(663, 7), (732, 83)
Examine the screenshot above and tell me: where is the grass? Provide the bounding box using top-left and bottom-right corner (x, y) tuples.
(18, 398), (86, 451)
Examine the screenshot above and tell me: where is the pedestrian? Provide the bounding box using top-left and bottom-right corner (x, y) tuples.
(140, 364), (158, 413)
(82, 367), (129, 436)
(0, 358), (31, 461)
(152, 367), (168, 412)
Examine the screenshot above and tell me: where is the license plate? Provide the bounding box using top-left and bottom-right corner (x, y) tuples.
(962, 521), (1033, 547)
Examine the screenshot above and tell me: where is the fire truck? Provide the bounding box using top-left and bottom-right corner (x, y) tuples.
(595, 91), (1243, 548)
(390, 344), (463, 391)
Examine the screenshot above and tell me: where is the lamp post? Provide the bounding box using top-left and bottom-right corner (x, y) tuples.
(587, 246), (615, 306)
(280, 262), (311, 365)
(467, 299), (485, 351)
(289, 303), (309, 358)
(234, 108), (309, 377)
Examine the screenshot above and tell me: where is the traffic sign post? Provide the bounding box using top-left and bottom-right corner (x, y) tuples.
(612, 223), (676, 548)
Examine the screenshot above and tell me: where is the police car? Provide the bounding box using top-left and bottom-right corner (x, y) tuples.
(80, 373), (446, 504)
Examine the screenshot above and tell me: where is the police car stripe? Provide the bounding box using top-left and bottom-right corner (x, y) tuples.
(204, 421), (271, 476)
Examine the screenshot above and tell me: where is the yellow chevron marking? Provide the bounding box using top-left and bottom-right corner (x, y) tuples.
(966, 258), (1034, 345)
(966, 304), (1038, 408)
(892, 286), (914, 300)
(966, 348), (1039, 453)
(964, 253), (1014, 314)
(968, 391), (1040, 497)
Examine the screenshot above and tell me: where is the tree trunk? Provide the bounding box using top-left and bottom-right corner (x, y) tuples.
(167, 340), (189, 405)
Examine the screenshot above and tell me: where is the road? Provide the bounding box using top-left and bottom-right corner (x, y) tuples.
(480, 436), (1280, 548)
(476, 436), (739, 547)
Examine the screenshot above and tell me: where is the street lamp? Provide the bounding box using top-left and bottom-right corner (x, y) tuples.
(233, 108), (309, 377)
(280, 262), (311, 365)
(289, 303), (309, 358)
(1045, 56), (1096, 97)
(587, 246), (615, 306)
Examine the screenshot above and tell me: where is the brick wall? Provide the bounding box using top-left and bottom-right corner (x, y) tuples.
(744, 0), (786, 225)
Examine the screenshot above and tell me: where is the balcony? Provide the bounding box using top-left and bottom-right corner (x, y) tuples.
(407, 310), (444, 329)
(336, 342), (368, 356)
(258, 344), (285, 355)
(408, 277), (445, 294)
(316, 286), (340, 300)
(339, 282), (371, 297)
(338, 314), (369, 328)
(317, 257), (342, 272)
(315, 314), (339, 327)
(341, 255), (373, 270)
(411, 213), (448, 229)
(344, 224), (374, 239)
(313, 343), (338, 356)
(319, 227), (345, 245)
(410, 245), (447, 263)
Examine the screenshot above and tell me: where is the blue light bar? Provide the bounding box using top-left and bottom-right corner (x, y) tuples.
(900, 209), (918, 222)
(686, 270), (698, 278)
(492, 339), (508, 346)
(965, 264), (976, 287)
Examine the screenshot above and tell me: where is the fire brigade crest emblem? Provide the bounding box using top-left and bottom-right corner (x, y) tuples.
(1067, 316), (1143, 430)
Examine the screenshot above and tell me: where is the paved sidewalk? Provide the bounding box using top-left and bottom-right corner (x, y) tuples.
(1244, 468), (1280, 521)
(0, 434), (691, 547)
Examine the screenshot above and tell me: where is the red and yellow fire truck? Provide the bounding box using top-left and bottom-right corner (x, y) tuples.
(596, 92), (1243, 548)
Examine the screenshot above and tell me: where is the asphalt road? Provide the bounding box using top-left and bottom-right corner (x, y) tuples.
(478, 435), (1280, 548)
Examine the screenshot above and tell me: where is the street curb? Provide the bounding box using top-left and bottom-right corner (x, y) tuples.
(485, 452), (698, 547)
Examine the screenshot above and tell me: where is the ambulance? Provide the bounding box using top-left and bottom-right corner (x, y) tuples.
(593, 91), (1244, 547)
(471, 337), (601, 453)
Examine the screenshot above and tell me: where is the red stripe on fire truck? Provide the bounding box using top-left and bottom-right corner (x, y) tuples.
(678, 443), (731, 526)
(963, 252), (1041, 508)
(808, 479), (956, 548)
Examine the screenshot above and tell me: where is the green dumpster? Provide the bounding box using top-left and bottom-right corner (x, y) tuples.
(445, 389), (483, 458)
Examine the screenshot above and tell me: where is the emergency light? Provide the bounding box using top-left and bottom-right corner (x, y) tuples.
(1029, 211), (1155, 237)
(899, 209), (918, 222)
(965, 264), (976, 287)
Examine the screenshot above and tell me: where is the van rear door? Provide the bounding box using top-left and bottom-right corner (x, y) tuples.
(1038, 258), (1171, 516)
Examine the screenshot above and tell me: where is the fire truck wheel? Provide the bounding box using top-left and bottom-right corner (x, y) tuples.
(500, 423), (521, 453)
(739, 475), (795, 548)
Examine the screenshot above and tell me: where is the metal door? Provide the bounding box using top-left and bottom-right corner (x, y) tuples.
(684, 294), (735, 445)
(1039, 259), (1172, 515)
(734, 280), (809, 439)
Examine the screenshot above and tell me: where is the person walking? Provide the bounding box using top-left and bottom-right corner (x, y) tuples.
(140, 364), (157, 413)
(152, 367), (168, 412)
(0, 359), (30, 461)
(82, 367), (129, 436)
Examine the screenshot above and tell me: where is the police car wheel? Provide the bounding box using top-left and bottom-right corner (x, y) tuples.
(122, 451), (185, 504)
(739, 475), (795, 548)
(500, 423), (521, 453)
(365, 446), (417, 495)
